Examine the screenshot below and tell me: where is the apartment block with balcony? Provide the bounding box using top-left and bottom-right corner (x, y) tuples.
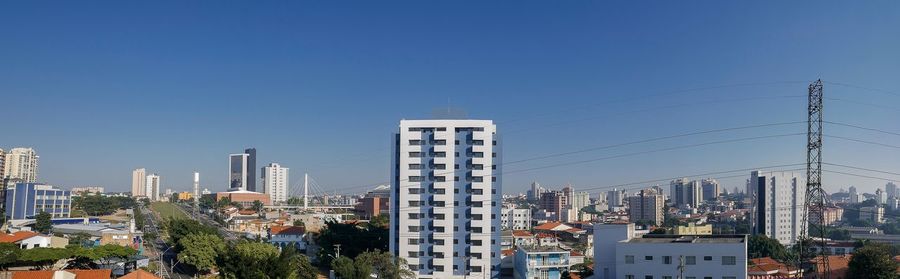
(390, 119), (501, 279)
(513, 246), (570, 279)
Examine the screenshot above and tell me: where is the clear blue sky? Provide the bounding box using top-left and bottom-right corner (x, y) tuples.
(2, 1), (899, 195)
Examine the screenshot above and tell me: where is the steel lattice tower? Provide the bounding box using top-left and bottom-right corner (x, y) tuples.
(801, 79), (829, 278)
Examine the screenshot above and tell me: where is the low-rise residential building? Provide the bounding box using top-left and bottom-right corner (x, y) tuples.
(514, 246), (570, 279)
(52, 224), (139, 248)
(747, 257), (799, 278)
(536, 233), (558, 247)
(673, 223), (713, 235)
(501, 207), (532, 230)
(594, 223), (748, 279)
(0, 231), (67, 249)
(0, 269), (112, 279)
(212, 190), (271, 207)
(354, 196), (389, 219)
(512, 230), (536, 248)
(268, 225), (308, 252)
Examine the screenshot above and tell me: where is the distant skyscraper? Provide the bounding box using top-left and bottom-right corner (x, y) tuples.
(607, 188), (625, 207)
(229, 153), (250, 191)
(390, 119), (500, 279)
(670, 178), (702, 207)
(876, 188), (886, 205)
(750, 171), (805, 246)
(887, 182), (898, 200)
(527, 181), (545, 201)
(132, 168), (147, 197)
(146, 174), (160, 201)
(193, 172), (200, 203)
(245, 148), (257, 192)
(849, 186), (859, 204)
(627, 188), (664, 226)
(701, 178), (720, 201)
(263, 163), (289, 204)
(2, 148), (38, 183)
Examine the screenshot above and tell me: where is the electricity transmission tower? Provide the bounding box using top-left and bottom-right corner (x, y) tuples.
(801, 79), (829, 278)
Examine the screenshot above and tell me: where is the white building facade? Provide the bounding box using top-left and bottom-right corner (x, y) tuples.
(145, 174), (160, 201)
(390, 119), (501, 279)
(131, 168), (146, 197)
(750, 171), (806, 246)
(594, 223), (747, 279)
(501, 208), (532, 231)
(263, 163), (290, 204)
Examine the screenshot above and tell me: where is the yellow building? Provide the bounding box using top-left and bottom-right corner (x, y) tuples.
(674, 223), (713, 235)
(177, 192), (193, 201)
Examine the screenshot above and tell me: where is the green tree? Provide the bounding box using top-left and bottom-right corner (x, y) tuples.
(90, 244), (139, 266)
(218, 241), (281, 279)
(829, 229), (852, 240)
(316, 221), (388, 267)
(34, 211), (53, 234)
(331, 256), (364, 279)
(649, 228), (667, 234)
(199, 195), (216, 209)
(178, 233), (225, 273)
(0, 243), (21, 270)
(848, 243), (899, 279)
(370, 214), (389, 228)
(20, 247), (72, 270)
(170, 193), (180, 203)
(748, 235), (789, 260)
(331, 251), (413, 279)
(252, 200), (264, 214)
(67, 232), (93, 248)
(167, 219), (219, 250)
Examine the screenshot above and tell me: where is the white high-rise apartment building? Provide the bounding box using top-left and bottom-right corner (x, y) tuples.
(146, 174), (161, 201)
(3, 148), (39, 182)
(849, 186), (860, 204)
(132, 168), (147, 197)
(670, 178), (702, 208)
(390, 119), (500, 279)
(0, 148), (5, 179)
(750, 171), (806, 246)
(263, 163), (289, 204)
(607, 188), (625, 208)
(876, 188), (886, 205)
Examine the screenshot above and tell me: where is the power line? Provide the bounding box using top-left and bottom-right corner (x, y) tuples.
(825, 135), (900, 150)
(823, 163), (900, 178)
(502, 133), (805, 175)
(505, 121), (805, 165)
(327, 132), (805, 194)
(824, 81), (900, 98)
(825, 121), (900, 137)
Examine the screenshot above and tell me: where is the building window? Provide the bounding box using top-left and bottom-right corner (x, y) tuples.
(645, 276), (653, 279)
(409, 164), (422, 169)
(722, 256), (736, 265)
(663, 277), (673, 279)
(409, 176), (423, 182)
(408, 252), (417, 257)
(685, 256), (696, 265)
(408, 239), (419, 245)
(625, 276), (635, 279)
(704, 256), (712, 261)
(625, 255), (634, 264)
(645, 256), (653, 261)
(663, 256), (672, 264)
(409, 140), (423, 145)
(409, 152), (422, 157)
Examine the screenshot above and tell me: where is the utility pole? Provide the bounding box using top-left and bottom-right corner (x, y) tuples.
(335, 244), (341, 258)
(801, 79), (830, 278)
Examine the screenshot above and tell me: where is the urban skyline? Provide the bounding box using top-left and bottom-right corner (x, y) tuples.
(2, 2), (900, 196)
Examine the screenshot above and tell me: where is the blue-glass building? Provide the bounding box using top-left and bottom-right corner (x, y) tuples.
(5, 183), (72, 220)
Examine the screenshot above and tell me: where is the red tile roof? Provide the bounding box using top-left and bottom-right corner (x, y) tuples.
(121, 269), (162, 279)
(0, 231), (38, 243)
(501, 249), (515, 256)
(272, 226), (306, 235)
(534, 222), (567, 231)
(512, 230), (532, 237)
